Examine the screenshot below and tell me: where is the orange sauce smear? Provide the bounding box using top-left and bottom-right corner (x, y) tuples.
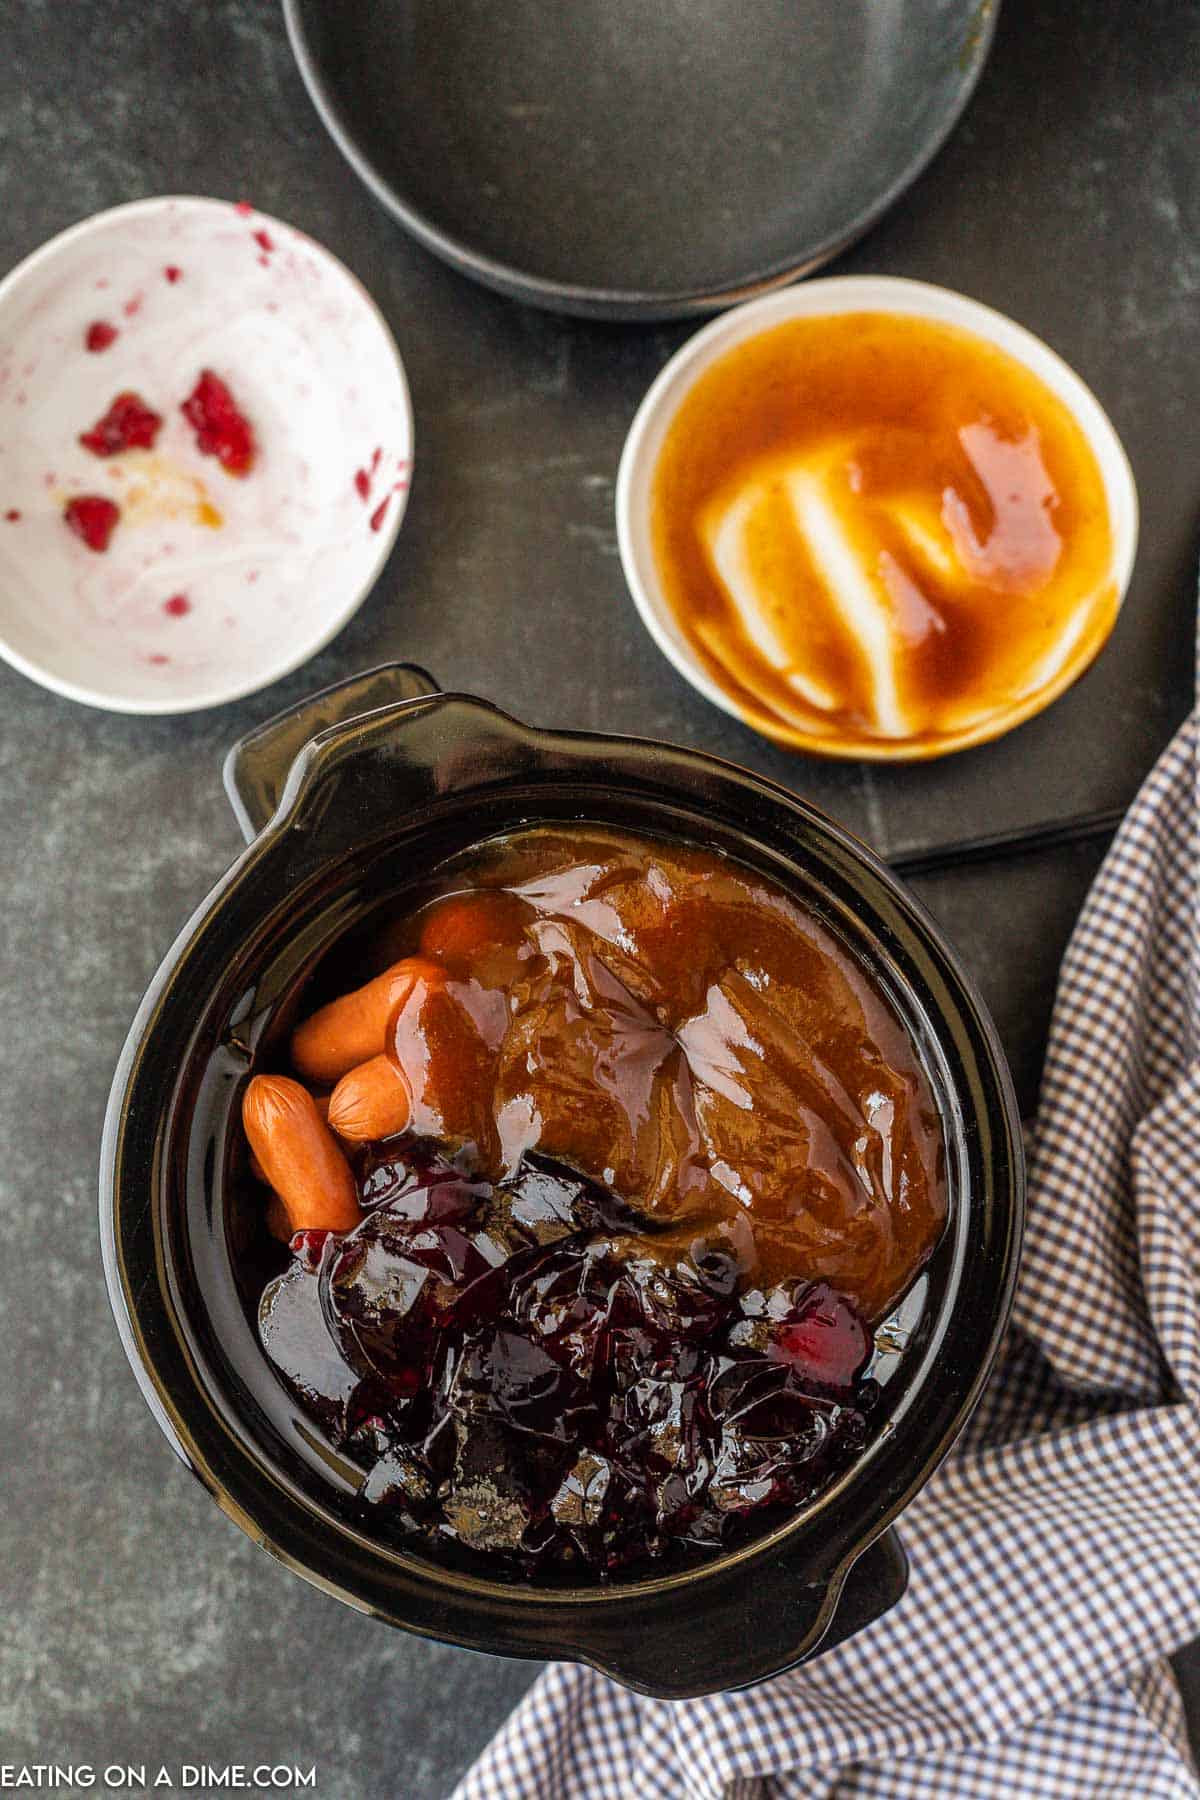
(650, 313), (1118, 758)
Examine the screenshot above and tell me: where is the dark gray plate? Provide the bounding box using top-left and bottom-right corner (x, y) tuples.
(283, 0), (1000, 320)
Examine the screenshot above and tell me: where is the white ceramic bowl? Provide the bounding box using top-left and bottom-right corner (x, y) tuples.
(615, 276), (1139, 759)
(0, 196), (413, 713)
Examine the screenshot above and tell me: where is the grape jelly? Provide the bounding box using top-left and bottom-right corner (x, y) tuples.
(259, 1140), (876, 1579)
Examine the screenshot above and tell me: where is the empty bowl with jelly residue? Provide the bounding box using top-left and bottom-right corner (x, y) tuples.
(0, 196), (412, 714)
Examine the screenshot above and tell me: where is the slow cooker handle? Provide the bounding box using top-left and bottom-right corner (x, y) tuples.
(222, 662), (441, 842)
(565, 1524), (908, 1697)
(813, 1524), (908, 1660)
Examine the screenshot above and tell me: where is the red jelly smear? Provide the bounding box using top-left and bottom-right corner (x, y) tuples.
(79, 392), (163, 457)
(85, 320), (118, 353)
(63, 495), (120, 552)
(355, 447), (384, 502)
(181, 370), (256, 477)
(369, 497), (389, 532)
(163, 593), (191, 617)
(4, 509), (19, 522)
(258, 1143), (875, 1578)
(164, 265), (182, 284)
(253, 229), (274, 254)
(290, 1228), (333, 1273)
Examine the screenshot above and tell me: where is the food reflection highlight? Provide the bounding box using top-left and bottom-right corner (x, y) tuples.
(241, 827), (947, 1578)
(651, 313), (1119, 755)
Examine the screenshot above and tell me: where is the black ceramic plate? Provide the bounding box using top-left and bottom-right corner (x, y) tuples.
(283, 0), (1000, 319)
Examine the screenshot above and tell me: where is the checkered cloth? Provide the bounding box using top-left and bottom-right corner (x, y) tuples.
(454, 684), (1200, 1798)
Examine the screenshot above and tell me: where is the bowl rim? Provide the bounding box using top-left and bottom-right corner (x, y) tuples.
(0, 194), (413, 716)
(615, 273), (1140, 759)
(99, 689), (1025, 1690)
(280, 0), (1001, 321)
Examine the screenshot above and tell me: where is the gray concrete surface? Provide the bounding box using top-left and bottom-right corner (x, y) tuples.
(1, 0), (1198, 1793)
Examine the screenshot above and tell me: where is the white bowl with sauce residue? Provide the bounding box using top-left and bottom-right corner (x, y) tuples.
(615, 277), (1138, 760)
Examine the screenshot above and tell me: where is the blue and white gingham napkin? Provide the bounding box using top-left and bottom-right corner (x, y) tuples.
(454, 647), (1200, 1798)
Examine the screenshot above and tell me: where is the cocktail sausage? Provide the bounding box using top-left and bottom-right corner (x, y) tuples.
(241, 1074), (362, 1233)
(290, 956), (441, 1084)
(327, 1055), (412, 1142)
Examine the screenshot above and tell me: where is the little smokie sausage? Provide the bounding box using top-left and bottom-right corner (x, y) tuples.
(250, 1089), (331, 1192)
(290, 956), (442, 1085)
(242, 1074), (362, 1233)
(327, 1055), (412, 1142)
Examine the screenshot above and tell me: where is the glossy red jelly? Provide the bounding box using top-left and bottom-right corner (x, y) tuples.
(259, 1142), (875, 1577)
(181, 370), (256, 477)
(79, 392), (163, 457)
(63, 494), (120, 552)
